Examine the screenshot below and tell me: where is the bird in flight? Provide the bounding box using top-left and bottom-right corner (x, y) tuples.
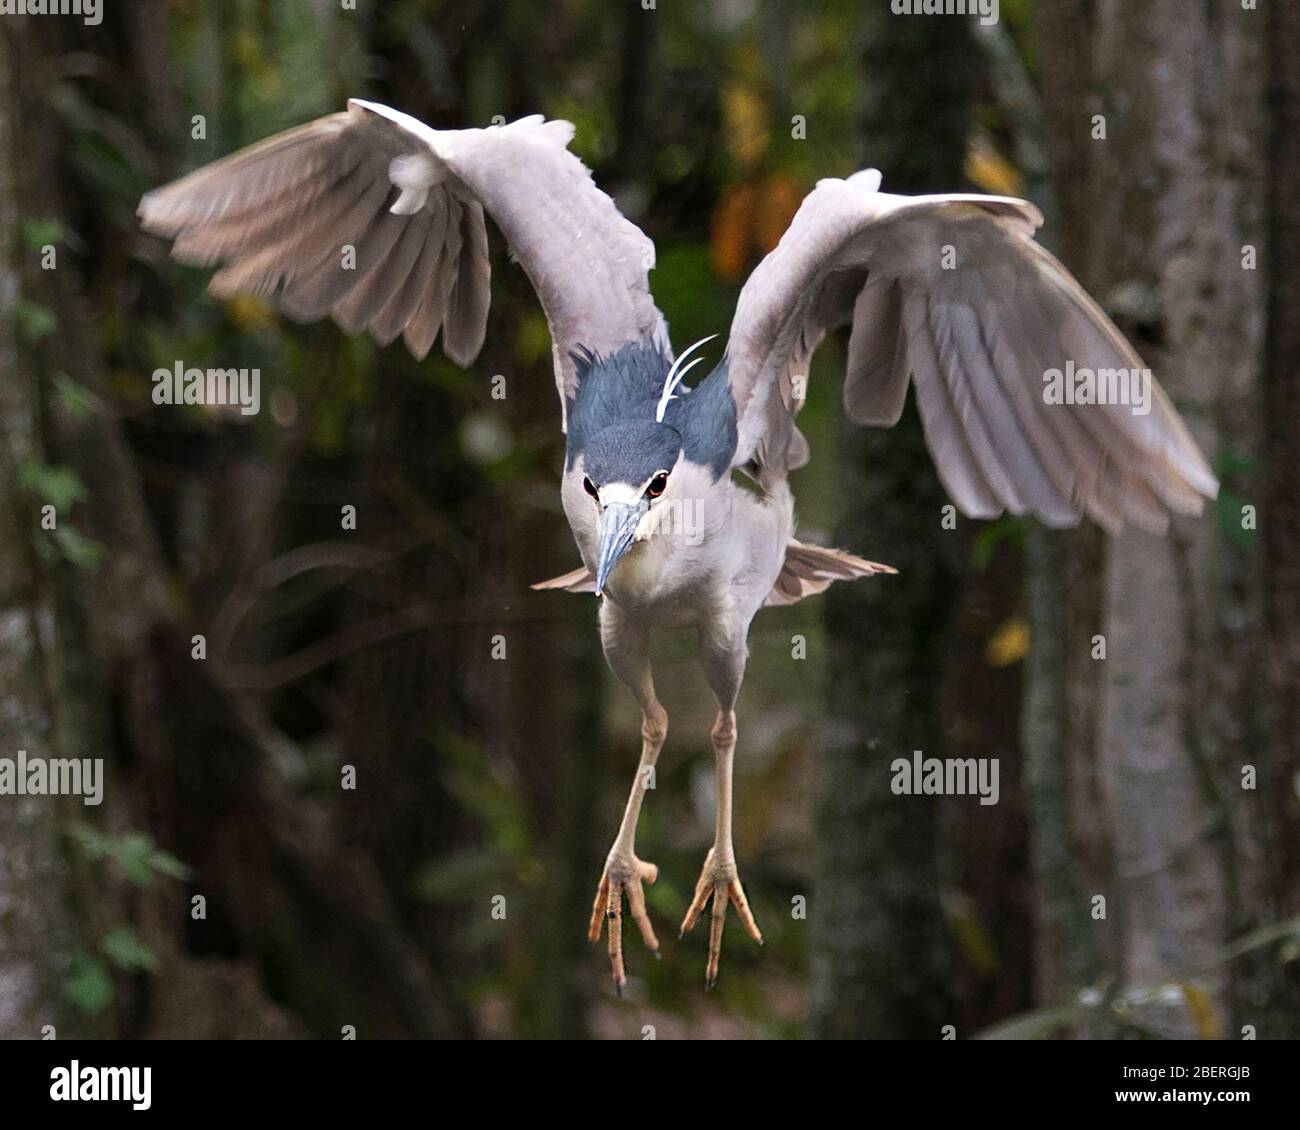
(140, 100), (1217, 993)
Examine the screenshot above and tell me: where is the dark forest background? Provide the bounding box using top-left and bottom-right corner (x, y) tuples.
(1, 0), (1298, 1040)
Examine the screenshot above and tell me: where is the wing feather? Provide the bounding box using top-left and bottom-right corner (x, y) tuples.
(140, 100), (667, 425)
(723, 174), (1217, 532)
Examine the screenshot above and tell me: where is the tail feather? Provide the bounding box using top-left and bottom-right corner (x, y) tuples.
(764, 539), (896, 606)
(530, 565), (596, 594)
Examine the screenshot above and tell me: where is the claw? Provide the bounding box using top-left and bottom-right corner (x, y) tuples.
(679, 850), (762, 989)
(589, 855), (659, 993)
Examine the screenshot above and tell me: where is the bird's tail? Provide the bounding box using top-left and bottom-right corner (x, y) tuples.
(763, 540), (896, 606)
(530, 564), (596, 594)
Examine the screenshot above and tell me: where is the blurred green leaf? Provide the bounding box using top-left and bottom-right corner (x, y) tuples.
(17, 461), (87, 511)
(65, 952), (114, 1016)
(50, 525), (105, 570)
(19, 217), (63, 251)
(1216, 491), (1256, 551)
(66, 824), (193, 886)
(971, 515), (1030, 571)
(15, 300), (57, 343)
(1213, 449), (1259, 480)
(54, 371), (103, 421)
(100, 927), (160, 974)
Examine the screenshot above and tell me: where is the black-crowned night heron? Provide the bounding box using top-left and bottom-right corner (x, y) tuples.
(140, 101), (1217, 992)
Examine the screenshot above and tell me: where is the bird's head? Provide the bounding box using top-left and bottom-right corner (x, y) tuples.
(579, 420), (684, 596)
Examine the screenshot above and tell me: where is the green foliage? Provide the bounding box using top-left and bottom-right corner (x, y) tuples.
(18, 217), (64, 251)
(65, 952), (114, 1016)
(54, 371), (103, 421)
(100, 926), (161, 974)
(971, 515), (1031, 571)
(18, 462), (105, 569)
(61, 830), (180, 1016)
(15, 300), (57, 343)
(1213, 450), (1259, 552)
(46, 525), (105, 570)
(17, 461), (88, 511)
(66, 823), (193, 887)
(64, 930), (163, 1017)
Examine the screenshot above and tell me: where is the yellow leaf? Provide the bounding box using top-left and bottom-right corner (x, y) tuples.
(1178, 982), (1223, 1040)
(753, 173), (802, 255)
(710, 183), (756, 283)
(722, 81), (769, 170)
(224, 294), (278, 333)
(965, 136), (1024, 197)
(986, 617), (1029, 667)
(711, 175), (804, 282)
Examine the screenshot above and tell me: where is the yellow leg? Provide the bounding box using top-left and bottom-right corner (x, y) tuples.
(588, 702), (667, 994)
(678, 710), (763, 989)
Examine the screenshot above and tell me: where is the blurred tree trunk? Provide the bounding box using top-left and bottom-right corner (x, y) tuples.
(0, 29), (76, 1040)
(1030, 0), (1115, 1019)
(5, 3), (475, 1040)
(330, 372), (482, 1039)
(1265, 0), (1300, 1037)
(1080, 0), (1264, 1037)
(813, 9), (976, 1039)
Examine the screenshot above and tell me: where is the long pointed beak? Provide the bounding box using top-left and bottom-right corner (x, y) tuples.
(594, 500), (647, 597)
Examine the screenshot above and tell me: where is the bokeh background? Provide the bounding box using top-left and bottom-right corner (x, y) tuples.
(2, 0), (1298, 1040)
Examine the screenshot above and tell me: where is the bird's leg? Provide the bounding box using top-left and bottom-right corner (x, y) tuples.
(681, 627), (763, 988)
(589, 604), (664, 994)
(679, 710), (763, 987)
(588, 703), (666, 991)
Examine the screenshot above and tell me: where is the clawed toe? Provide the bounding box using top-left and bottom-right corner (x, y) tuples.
(588, 855), (660, 994)
(678, 849), (762, 989)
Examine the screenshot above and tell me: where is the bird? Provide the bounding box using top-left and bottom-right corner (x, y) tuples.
(139, 100), (1218, 993)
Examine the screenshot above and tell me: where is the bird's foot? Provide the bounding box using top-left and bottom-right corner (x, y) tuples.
(678, 846), (763, 990)
(588, 852), (660, 995)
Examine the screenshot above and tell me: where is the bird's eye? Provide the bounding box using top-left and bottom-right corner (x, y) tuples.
(583, 476), (599, 499)
(646, 472), (669, 499)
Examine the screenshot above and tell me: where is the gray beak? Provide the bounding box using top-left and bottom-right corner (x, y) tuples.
(594, 500), (647, 596)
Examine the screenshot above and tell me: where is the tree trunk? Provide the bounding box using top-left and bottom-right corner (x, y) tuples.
(813, 8), (976, 1040)
(1031, 0), (1115, 1018)
(1085, 0), (1265, 1038)
(1264, 0), (1300, 1038)
(0, 26), (78, 1040)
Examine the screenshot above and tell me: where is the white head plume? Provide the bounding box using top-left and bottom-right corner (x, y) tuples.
(654, 334), (717, 423)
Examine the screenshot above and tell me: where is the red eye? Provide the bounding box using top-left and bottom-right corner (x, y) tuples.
(583, 476), (599, 499)
(646, 472), (668, 499)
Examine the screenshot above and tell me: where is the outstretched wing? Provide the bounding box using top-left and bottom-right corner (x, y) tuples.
(139, 99), (668, 428)
(722, 170), (1217, 533)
